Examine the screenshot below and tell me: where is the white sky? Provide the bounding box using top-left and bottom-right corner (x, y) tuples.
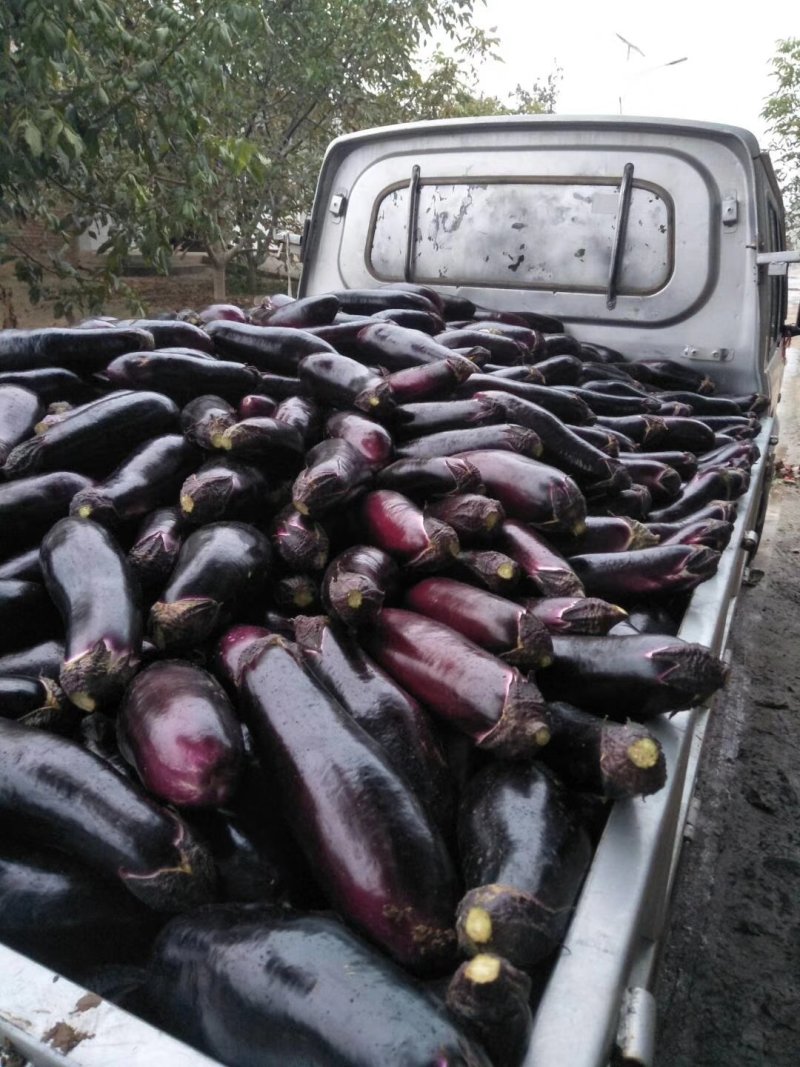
(472, 0), (798, 148)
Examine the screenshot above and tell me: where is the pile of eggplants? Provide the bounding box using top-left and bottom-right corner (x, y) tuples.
(0, 286), (759, 1067)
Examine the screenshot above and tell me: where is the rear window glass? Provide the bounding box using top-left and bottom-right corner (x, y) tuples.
(368, 179), (672, 293)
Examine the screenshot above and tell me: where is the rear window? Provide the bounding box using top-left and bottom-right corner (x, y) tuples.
(368, 179), (673, 293)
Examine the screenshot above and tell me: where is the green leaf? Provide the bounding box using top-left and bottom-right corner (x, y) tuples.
(21, 121), (43, 157)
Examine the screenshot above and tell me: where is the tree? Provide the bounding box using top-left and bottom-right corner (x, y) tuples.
(762, 37), (800, 244)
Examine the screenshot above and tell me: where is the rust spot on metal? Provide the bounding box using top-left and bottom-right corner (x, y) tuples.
(42, 1022), (91, 1054)
(73, 993), (102, 1013)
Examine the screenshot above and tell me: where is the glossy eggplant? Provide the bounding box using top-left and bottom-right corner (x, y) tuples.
(40, 518), (142, 711)
(357, 323), (485, 371)
(500, 520), (585, 597)
(436, 328), (528, 363)
(105, 350), (262, 403)
(237, 394), (277, 420)
(294, 615), (455, 830)
(590, 483), (652, 521)
(542, 700), (666, 799)
(211, 416), (305, 471)
(696, 439), (759, 471)
(298, 351), (394, 414)
(0, 367), (88, 403)
(648, 468), (745, 522)
(397, 423), (543, 462)
(636, 415), (717, 454)
(446, 955), (533, 1067)
(426, 494), (506, 543)
(655, 518), (734, 551)
(0, 638), (64, 680)
(322, 545), (400, 628)
(556, 516), (659, 554)
(569, 543), (720, 601)
(2, 390), (179, 479)
(272, 573), (322, 615)
(456, 761), (592, 971)
(371, 307), (446, 333)
(180, 394), (237, 450)
(558, 384), (662, 416)
(325, 410), (393, 470)
(336, 288), (440, 315)
(656, 391), (742, 415)
(456, 375), (593, 423)
(239, 639), (459, 972)
(385, 353), (475, 402)
(0, 326), (154, 372)
(127, 507), (186, 589)
(472, 306), (563, 333)
(149, 907), (489, 1066)
(616, 456), (682, 504)
(120, 318), (215, 352)
(569, 424), (622, 456)
(0, 579), (60, 653)
(273, 394), (321, 445)
(117, 661), (243, 808)
(179, 457), (270, 525)
(0, 385), (42, 465)
(254, 372), (306, 399)
(538, 634), (728, 718)
(270, 505), (330, 572)
(361, 490), (460, 572)
(391, 398), (495, 441)
(292, 439), (372, 518)
(405, 577), (553, 669)
(626, 359), (715, 394)
(364, 608), (551, 758)
(525, 596), (628, 635)
(206, 321), (336, 374)
(454, 549), (522, 594)
(0, 676), (65, 720)
(149, 522), (272, 651)
(261, 293), (340, 328)
(594, 414), (666, 446)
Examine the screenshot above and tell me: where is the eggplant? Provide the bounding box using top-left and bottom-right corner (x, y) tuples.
(648, 469), (745, 522)
(385, 353), (475, 402)
(436, 328), (528, 363)
(625, 449), (698, 479)
(539, 332), (582, 358)
(105, 350), (263, 403)
(656, 391), (743, 415)
(0, 326), (154, 372)
(526, 354), (584, 385)
(542, 700), (666, 799)
(325, 411), (393, 470)
(361, 490), (460, 572)
(0, 367), (89, 403)
(69, 435), (201, 528)
(397, 423), (543, 462)
(456, 761), (592, 971)
(254, 372), (306, 399)
(149, 522), (272, 651)
(636, 415), (717, 454)
(0, 638), (64, 680)
(274, 394), (322, 445)
(472, 306), (563, 333)
(594, 414), (666, 446)
(446, 955), (533, 1067)
(337, 288), (441, 315)
(0, 718), (216, 910)
(379, 282), (446, 312)
(211, 416), (305, 471)
(117, 661), (243, 808)
(0, 676), (66, 720)
(2, 390), (179, 479)
(0, 839), (161, 973)
(405, 577), (553, 669)
(426, 494), (506, 543)
(120, 318), (215, 352)
(272, 573), (322, 615)
(538, 634), (728, 718)
(179, 456), (271, 525)
(364, 608), (551, 758)
(617, 456), (682, 504)
(693, 414), (760, 439)
(270, 506), (329, 572)
(305, 319), (373, 356)
(240, 638), (459, 972)
(293, 615), (455, 831)
(214, 624), (273, 692)
(197, 303), (249, 324)
(578, 342), (627, 363)
(127, 507), (186, 589)
(569, 424), (622, 456)
(656, 518), (734, 551)
(357, 323), (486, 371)
(470, 323), (544, 356)
(238, 394), (278, 420)
(40, 518), (142, 711)
(500, 520), (585, 597)
(391, 399), (495, 440)
(556, 516), (659, 554)
(456, 375), (594, 423)
(579, 379), (656, 400)
(180, 394), (237, 450)
(590, 483), (653, 521)
(454, 549), (521, 594)
(626, 359), (716, 394)
(484, 363), (546, 382)
(558, 384), (661, 416)
(292, 439), (372, 518)
(569, 544), (720, 601)
(373, 307), (446, 333)
(298, 352), (394, 414)
(260, 293), (340, 328)
(696, 440), (759, 471)
(526, 596), (628, 635)
(0, 579), (61, 653)
(149, 906), (489, 1066)
(0, 385), (43, 465)
(322, 545), (400, 628)
(206, 321), (336, 374)
(455, 450), (587, 534)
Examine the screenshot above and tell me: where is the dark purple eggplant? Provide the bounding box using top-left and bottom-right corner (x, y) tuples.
(729, 392), (769, 415)
(617, 456), (682, 504)
(569, 544), (720, 601)
(214, 624), (273, 693)
(385, 354), (475, 403)
(273, 394), (321, 445)
(304, 319), (372, 356)
(456, 375), (593, 424)
(0, 326), (154, 372)
(206, 321), (336, 374)
(149, 906), (489, 1065)
(0, 472), (93, 561)
(391, 398), (495, 440)
(474, 390), (629, 494)
(0, 367), (89, 403)
(617, 604), (681, 636)
(0, 718), (216, 910)
(578, 342), (627, 363)
(105, 350), (262, 403)
(538, 634), (728, 718)
(325, 411), (393, 470)
(117, 661), (243, 808)
(179, 457), (270, 525)
(578, 361), (638, 383)
(69, 435), (201, 528)
(128, 507), (186, 589)
(322, 545), (400, 628)
(149, 522), (272, 651)
(292, 439), (372, 518)
(526, 596), (628, 635)
(656, 518), (734, 551)
(500, 520), (585, 597)
(456, 761), (592, 971)
(336, 287), (440, 316)
(180, 394), (237, 450)
(261, 293), (340, 328)
(270, 505), (329, 572)
(569, 425), (622, 456)
(239, 638), (459, 973)
(626, 359), (715, 394)
(426, 494), (505, 543)
(648, 468), (745, 522)
(272, 573), (322, 615)
(0, 839), (162, 973)
(470, 323), (544, 357)
(539, 332), (582, 358)
(379, 282), (446, 312)
(397, 423), (543, 463)
(377, 455), (484, 497)
(0, 579), (60, 653)
(656, 401), (694, 418)
(455, 450), (587, 534)
(558, 385), (661, 416)
(436, 329), (528, 363)
(454, 550), (521, 594)
(372, 307), (446, 333)
(525, 354), (583, 385)
(0, 638), (64, 679)
(294, 615), (454, 831)
(212, 416), (305, 471)
(697, 440), (759, 471)
(579, 379), (656, 400)
(542, 700), (666, 799)
(590, 483), (653, 520)
(446, 954), (532, 1067)
(357, 323), (485, 372)
(556, 516), (659, 554)
(0, 548), (43, 581)
(120, 318), (214, 352)
(0, 676), (65, 720)
(40, 518), (142, 712)
(364, 608), (551, 758)
(635, 415), (717, 453)
(2, 391), (179, 479)
(693, 414), (760, 439)
(237, 394), (277, 420)
(656, 391), (742, 415)
(361, 490), (460, 571)
(594, 414), (666, 446)
(298, 351), (394, 414)
(405, 577), (553, 669)
(198, 303), (249, 324)
(626, 450), (698, 479)
(484, 364), (545, 382)
(0, 385), (42, 465)
(254, 372), (305, 399)
(472, 306), (563, 333)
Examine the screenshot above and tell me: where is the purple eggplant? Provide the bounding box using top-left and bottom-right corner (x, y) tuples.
(391, 399), (495, 440)
(127, 507), (186, 589)
(436, 328), (528, 363)
(500, 520), (585, 597)
(558, 384), (661, 416)
(626, 359), (716, 394)
(569, 544), (720, 601)
(270, 505), (329, 572)
(649, 468), (745, 522)
(0, 385), (42, 465)
(292, 439), (372, 518)
(636, 415), (717, 453)
(372, 307), (446, 333)
(0, 367), (89, 404)
(179, 457), (271, 525)
(446, 954), (532, 1067)
(322, 545), (400, 628)
(656, 518), (734, 551)
(357, 323), (485, 371)
(0, 471), (92, 560)
(149, 522), (271, 652)
(538, 634), (728, 718)
(656, 391), (742, 415)
(697, 440), (759, 471)
(569, 425), (622, 456)
(454, 549), (521, 594)
(426, 494), (506, 543)
(377, 455), (483, 497)
(0, 579), (60, 653)
(590, 483), (653, 520)
(120, 318), (214, 352)
(405, 577), (553, 669)
(180, 394), (237, 450)
(0, 326), (154, 372)
(456, 375), (593, 424)
(0, 638), (64, 680)
(0, 676), (66, 720)
(385, 354), (475, 403)
(361, 490), (460, 572)
(237, 394), (277, 420)
(456, 761), (592, 971)
(525, 596), (628, 635)
(105, 350), (262, 403)
(273, 394), (321, 445)
(261, 293), (340, 328)
(272, 573), (321, 615)
(364, 608), (551, 758)
(239, 637), (459, 973)
(527, 354), (584, 385)
(558, 516), (659, 554)
(397, 423), (543, 462)
(117, 661), (243, 808)
(298, 351), (394, 414)
(617, 456), (682, 504)
(472, 306), (563, 333)
(325, 411), (393, 470)
(40, 518), (142, 711)
(211, 416), (305, 473)
(206, 321), (335, 374)
(337, 288), (440, 315)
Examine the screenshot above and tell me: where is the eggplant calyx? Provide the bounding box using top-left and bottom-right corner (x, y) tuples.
(149, 597), (221, 651)
(119, 815), (217, 913)
(477, 676), (551, 758)
(60, 642), (139, 712)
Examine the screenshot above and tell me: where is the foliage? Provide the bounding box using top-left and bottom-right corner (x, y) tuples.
(762, 37), (800, 244)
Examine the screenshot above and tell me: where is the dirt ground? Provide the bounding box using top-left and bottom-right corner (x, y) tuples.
(654, 331), (800, 1065)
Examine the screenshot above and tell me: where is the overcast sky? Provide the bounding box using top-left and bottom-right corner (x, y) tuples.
(471, 0), (797, 147)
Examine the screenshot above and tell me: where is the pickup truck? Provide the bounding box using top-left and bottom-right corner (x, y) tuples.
(1, 114), (798, 1067)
